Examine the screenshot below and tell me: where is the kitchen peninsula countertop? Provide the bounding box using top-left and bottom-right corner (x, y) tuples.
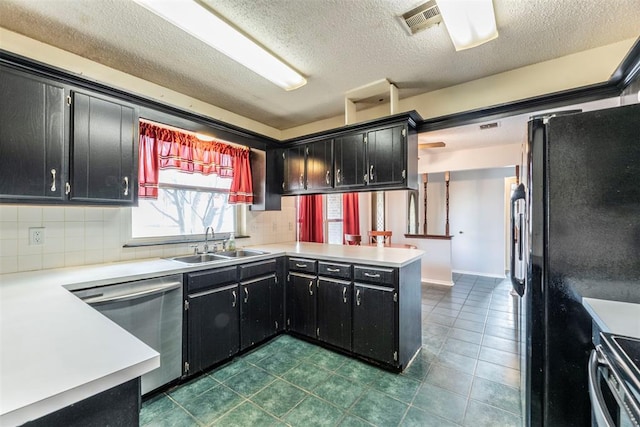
(0, 242), (422, 425)
(582, 297), (640, 339)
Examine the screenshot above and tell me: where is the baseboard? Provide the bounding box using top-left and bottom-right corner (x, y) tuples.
(452, 269), (506, 279)
(421, 278), (454, 287)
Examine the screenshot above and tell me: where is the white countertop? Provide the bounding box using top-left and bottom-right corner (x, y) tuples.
(583, 297), (640, 338)
(0, 242), (422, 425)
(248, 242), (424, 267)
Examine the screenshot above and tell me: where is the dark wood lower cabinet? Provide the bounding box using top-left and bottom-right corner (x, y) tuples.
(24, 378), (140, 427)
(316, 278), (352, 351)
(352, 283), (396, 365)
(187, 284), (239, 373)
(287, 273), (317, 339)
(240, 275), (274, 350)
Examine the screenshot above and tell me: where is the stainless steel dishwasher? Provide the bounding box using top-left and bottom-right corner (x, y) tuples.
(73, 274), (183, 395)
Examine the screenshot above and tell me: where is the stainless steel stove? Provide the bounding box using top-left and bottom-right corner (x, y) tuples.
(589, 332), (640, 426)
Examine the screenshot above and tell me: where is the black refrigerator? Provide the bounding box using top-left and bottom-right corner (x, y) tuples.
(510, 103), (640, 426)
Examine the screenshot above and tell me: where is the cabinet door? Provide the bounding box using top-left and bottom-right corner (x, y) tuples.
(283, 145), (306, 193)
(272, 257), (286, 333)
(240, 275), (274, 350)
(317, 278), (352, 351)
(0, 66), (66, 202)
(287, 273), (316, 338)
(187, 284), (239, 373)
(334, 132), (366, 189)
(353, 283), (396, 365)
(71, 91), (137, 204)
(366, 125), (405, 187)
(306, 139), (333, 191)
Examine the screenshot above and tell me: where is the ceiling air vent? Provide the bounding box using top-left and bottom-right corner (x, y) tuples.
(401, 0), (442, 35)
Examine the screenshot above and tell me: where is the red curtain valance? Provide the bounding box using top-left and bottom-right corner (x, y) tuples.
(138, 121), (253, 204)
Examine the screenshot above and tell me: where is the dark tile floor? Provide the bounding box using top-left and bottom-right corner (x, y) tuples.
(141, 274), (522, 426)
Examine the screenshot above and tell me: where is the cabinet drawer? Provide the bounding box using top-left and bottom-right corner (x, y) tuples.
(187, 266), (238, 293)
(318, 261), (352, 280)
(239, 258), (277, 281)
(353, 265), (395, 286)
(288, 257), (317, 274)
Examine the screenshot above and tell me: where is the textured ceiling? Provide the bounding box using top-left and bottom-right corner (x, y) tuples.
(0, 0), (639, 130)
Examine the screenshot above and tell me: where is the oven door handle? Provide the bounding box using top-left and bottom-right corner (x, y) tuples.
(81, 282), (182, 305)
(589, 348), (615, 427)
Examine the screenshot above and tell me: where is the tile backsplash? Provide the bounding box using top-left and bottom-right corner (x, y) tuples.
(0, 198), (296, 275)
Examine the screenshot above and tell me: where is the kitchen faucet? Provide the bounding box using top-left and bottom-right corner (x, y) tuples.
(203, 226), (214, 253)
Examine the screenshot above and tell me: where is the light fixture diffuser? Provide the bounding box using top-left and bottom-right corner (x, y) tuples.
(133, 0), (307, 91)
(437, 0), (498, 51)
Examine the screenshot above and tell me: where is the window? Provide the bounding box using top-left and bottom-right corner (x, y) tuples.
(131, 120), (252, 242)
(325, 194), (343, 244)
(132, 169), (238, 239)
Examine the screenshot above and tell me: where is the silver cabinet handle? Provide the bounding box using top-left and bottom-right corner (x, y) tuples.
(65, 182), (71, 195)
(363, 173), (369, 183)
(588, 349), (614, 427)
(295, 263), (307, 268)
(336, 169), (341, 184)
(325, 170), (330, 185)
(244, 287), (249, 303)
(50, 169), (56, 192)
(299, 174), (304, 188)
(327, 268), (340, 273)
(364, 272), (381, 278)
(308, 280), (313, 295)
(123, 176), (129, 196)
(232, 290), (237, 307)
(370, 164), (374, 181)
(356, 289), (361, 306)
(342, 286), (347, 303)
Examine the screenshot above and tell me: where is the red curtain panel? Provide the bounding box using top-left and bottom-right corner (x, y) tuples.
(342, 192), (360, 243)
(298, 195), (324, 243)
(138, 121), (252, 204)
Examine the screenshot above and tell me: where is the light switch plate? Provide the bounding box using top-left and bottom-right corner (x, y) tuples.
(29, 227), (45, 245)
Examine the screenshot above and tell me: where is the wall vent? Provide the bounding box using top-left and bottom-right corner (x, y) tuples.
(401, 0), (442, 35)
(480, 122), (499, 130)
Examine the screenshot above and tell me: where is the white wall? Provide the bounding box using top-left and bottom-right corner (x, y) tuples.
(420, 144), (522, 174)
(384, 190), (453, 285)
(448, 168), (515, 278)
(0, 200), (296, 274)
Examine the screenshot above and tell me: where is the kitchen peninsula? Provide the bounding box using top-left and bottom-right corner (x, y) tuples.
(0, 242), (423, 426)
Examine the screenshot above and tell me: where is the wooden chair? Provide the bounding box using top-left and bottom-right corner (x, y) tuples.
(344, 234), (361, 246)
(368, 230), (392, 246)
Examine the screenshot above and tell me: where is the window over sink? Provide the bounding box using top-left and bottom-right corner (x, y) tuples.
(132, 168), (240, 239)
(130, 120), (250, 243)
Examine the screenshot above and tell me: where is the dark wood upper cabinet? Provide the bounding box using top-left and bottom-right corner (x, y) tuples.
(305, 139), (333, 191)
(282, 112), (420, 195)
(283, 145), (306, 193)
(0, 65), (67, 202)
(71, 91), (138, 205)
(334, 132), (366, 189)
(366, 124), (406, 187)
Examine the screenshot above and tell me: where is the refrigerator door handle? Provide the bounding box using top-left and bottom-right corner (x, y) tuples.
(510, 183), (526, 297)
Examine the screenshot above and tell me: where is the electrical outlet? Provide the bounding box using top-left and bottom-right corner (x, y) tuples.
(29, 227), (45, 246)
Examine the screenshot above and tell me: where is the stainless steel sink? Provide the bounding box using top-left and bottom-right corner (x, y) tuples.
(171, 254), (228, 264)
(171, 249), (265, 264)
(214, 249), (265, 258)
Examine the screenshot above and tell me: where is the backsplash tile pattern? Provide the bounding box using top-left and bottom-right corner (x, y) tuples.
(0, 198), (296, 275)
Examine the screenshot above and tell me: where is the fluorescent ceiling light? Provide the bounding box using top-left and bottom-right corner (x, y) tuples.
(133, 0), (307, 91)
(437, 0), (498, 51)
